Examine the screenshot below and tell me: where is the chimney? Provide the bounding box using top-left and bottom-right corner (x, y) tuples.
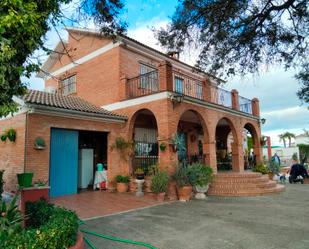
(167, 51), (179, 60)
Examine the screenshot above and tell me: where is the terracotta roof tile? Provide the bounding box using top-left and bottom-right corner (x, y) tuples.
(23, 90), (127, 120)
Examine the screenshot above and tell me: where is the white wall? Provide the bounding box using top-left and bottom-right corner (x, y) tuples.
(262, 146), (299, 166)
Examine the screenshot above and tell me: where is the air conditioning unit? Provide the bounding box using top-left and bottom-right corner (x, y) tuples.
(44, 86), (57, 94)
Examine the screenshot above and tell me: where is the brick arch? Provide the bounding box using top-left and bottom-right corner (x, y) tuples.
(243, 121), (262, 164)
(215, 116), (241, 172)
(127, 108), (159, 140)
(215, 117), (239, 145)
(176, 108), (210, 143)
(243, 122), (260, 147)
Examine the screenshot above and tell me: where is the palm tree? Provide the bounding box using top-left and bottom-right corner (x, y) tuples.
(283, 132), (296, 147)
(278, 134), (287, 148)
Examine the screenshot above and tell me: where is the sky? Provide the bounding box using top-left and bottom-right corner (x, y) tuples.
(24, 0), (308, 146)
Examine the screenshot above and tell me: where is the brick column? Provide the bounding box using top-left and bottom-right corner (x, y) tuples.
(232, 142), (244, 172)
(203, 79), (211, 102)
(252, 98), (260, 117)
(119, 75), (127, 100)
(231, 89), (240, 111)
(203, 141), (217, 174)
(158, 60), (173, 92)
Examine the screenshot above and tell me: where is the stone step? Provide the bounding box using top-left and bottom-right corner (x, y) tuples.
(207, 172), (284, 197)
(209, 181), (277, 190)
(208, 185), (285, 197)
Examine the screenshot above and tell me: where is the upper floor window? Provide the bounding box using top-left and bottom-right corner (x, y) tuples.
(140, 63), (158, 91)
(61, 75), (76, 95)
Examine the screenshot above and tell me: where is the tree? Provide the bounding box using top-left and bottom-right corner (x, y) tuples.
(156, 0), (309, 103)
(0, 0), (126, 117)
(283, 131), (296, 147)
(278, 134), (287, 148)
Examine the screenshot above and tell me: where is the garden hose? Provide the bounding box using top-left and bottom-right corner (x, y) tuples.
(79, 220), (157, 249)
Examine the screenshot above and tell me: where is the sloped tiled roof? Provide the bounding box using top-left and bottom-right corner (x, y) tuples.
(23, 90), (127, 120)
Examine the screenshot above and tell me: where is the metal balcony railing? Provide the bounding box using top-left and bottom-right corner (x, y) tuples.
(126, 70), (159, 98)
(239, 95), (253, 114)
(210, 85), (232, 108)
(172, 70), (204, 100)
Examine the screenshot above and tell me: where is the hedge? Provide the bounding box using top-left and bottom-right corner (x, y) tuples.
(1, 199), (79, 249)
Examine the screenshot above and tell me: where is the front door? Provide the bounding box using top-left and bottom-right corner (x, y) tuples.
(50, 129), (79, 197)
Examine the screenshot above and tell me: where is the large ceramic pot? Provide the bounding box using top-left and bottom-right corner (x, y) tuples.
(176, 185), (192, 202)
(116, 183), (128, 193)
(194, 185), (209, 200)
(156, 192), (166, 202)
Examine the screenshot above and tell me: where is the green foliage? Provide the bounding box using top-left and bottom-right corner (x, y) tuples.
(187, 163), (213, 187)
(111, 137), (134, 161)
(171, 133), (186, 152)
(0, 170), (4, 200)
(34, 137), (46, 148)
(267, 160), (281, 174)
(173, 164), (191, 187)
(156, 0), (309, 103)
(0, 128), (16, 142)
(115, 175), (130, 184)
(159, 142), (167, 151)
(0, 0), (127, 117)
(298, 144), (309, 162)
(151, 171), (169, 194)
(1, 199), (79, 249)
(252, 163), (268, 174)
(292, 153), (298, 161)
(0, 195), (23, 243)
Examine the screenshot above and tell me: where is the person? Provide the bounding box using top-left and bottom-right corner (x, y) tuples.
(289, 163), (309, 184)
(272, 153), (281, 166)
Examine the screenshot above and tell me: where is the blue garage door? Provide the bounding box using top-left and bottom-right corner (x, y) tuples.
(50, 129), (79, 197)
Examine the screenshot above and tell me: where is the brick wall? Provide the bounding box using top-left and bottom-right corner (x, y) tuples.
(0, 114), (26, 192)
(25, 113), (127, 189)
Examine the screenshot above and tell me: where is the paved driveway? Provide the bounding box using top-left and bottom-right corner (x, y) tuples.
(81, 184), (309, 249)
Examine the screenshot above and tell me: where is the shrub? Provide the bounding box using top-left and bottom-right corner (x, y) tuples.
(188, 163), (213, 187)
(0, 170), (4, 200)
(151, 171), (169, 193)
(173, 164), (191, 187)
(267, 160), (281, 174)
(1, 199), (78, 249)
(252, 163), (268, 174)
(115, 175), (130, 184)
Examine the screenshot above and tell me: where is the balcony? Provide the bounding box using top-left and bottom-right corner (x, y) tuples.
(123, 61), (258, 116)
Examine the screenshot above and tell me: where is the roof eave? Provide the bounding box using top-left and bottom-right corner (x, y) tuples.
(28, 103), (127, 123)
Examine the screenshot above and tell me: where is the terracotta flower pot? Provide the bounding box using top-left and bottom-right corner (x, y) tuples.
(176, 185), (192, 202)
(68, 232), (84, 249)
(116, 182), (128, 193)
(268, 172), (274, 180)
(156, 192), (166, 202)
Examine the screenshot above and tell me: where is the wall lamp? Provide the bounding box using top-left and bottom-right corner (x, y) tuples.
(169, 93), (184, 104)
(260, 118), (266, 125)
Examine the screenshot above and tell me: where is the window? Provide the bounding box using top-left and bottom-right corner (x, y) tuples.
(196, 83), (203, 99)
(174, 76), (184, 93)
(61, 75), (76, 95)
(140, 64), (158, 90)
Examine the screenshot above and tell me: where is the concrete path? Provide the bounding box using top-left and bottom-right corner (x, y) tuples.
(81, 184), (309, 249)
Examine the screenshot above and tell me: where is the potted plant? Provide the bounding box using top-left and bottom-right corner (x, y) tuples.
(267, 160), (281, 180)
(159, 142), (167, 152)
(115, 175), (130, 193)
(151, 171), (169, 201)
(110, 137), (134, 161)
(0, 128), (16, 143)
(252, 163), (268, 174)
(134, 168), (145, 180)
(170, 133), (186, 152)
(34, 137), (46, 150)
(17, 172), (34, 188)
(173, 164), (192, 201)
(188, 163), (213, 199)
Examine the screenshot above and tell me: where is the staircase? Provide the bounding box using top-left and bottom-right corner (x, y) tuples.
(207, 172), (285, 197)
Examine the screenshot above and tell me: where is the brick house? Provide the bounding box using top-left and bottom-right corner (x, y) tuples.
(0, 27), (283, 197)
